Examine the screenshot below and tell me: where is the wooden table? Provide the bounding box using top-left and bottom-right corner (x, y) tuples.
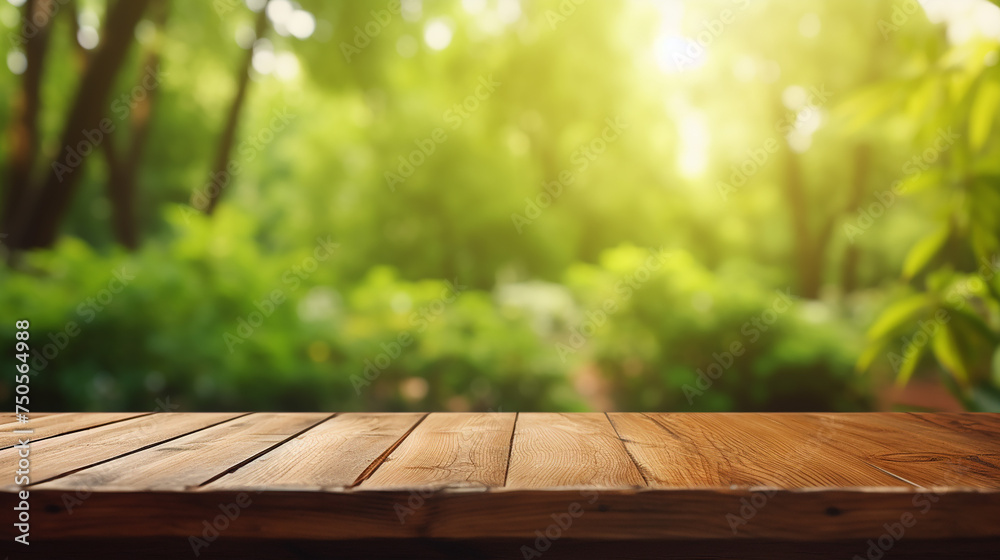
(2, 412), (999, 558)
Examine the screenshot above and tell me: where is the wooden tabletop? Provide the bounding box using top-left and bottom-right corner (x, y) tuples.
(2, 412), (999, 556)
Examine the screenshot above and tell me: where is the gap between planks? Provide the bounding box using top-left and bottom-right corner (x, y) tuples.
(348, 413), (430, 488)
(502, 412), (519, 488)
(0, 412), (155, 451)
(606, 412), (652, 487)
(25, 413), (254, 488)
(195, 413), (339, 489)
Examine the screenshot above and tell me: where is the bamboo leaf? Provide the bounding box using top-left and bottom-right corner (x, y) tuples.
(902, 225), (949, 280)
(897, 167), (944, 195)
(856, 340), (889, 374)
(970, 80), (1000, 152)
(947, 306), (1000, 345)
(931, 324), (969, 386)
(867, 295), (928, 341)
(835, 79), (909, 132)
(970, 225), (1000, 264)
(894, 343), (925, 388)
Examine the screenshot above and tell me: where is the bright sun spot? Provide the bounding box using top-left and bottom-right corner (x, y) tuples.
(265, 0), (315, 40)
(496, 0), (521, 24)
(287, 10), (316, 39)
(918, 0), (1000, 43)
(462, 0), (487, 14)
(655, 35), (706, 73)
(401, 0), (422, 23)
(77, 26), (99, 50)
(424, 19), (453, 51)
(274, 52), (300, 81)
(235, 24), (256, 48)
(265, 0), (293, 23)
(7, 51), (26, 75)
(676, 110), (710, 179)
(251, 39), (275, 74)
(397, 35), (419, 58)
(252, 49), (275, 75)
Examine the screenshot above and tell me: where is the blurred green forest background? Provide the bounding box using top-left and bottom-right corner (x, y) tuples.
(2, 0), (1000, 413)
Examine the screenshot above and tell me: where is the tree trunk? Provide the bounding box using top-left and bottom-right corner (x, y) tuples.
(102, 0), (170, 250)
(66, 0), (88, 71)
(841, 144), (871, 294)
(8, 0), (153, 250)
(203, 2), (270, 215)
(2, 0), (54, 243)
(102, 134), (139, 250)
(778, 129), (825, 299)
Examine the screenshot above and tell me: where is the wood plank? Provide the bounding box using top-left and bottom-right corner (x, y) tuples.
(610, 413), (906, 488)
(505, 413), (645, 489)
(33, 413), (330, 492)
(5, 488), (1000, 541)
(855, 414), (1000, 478)
(764, 413), (1000, 488)
(879, 413), (1000, 453)
(361, 412), (516, 490)
(205, 413), (424, 491)
(0, 413), (243, 490)
(2, 412), (998, 545)
(0, 412), (147, 449)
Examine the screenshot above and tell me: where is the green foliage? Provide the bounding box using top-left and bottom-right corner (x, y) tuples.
(857, 14), (1000, 410)
(902, 225), (950, 280)
(0, 207), (576, 411)
(3, 0), (999, 411)
(0, 229), (869, 411)
(559, 247), (868, 411)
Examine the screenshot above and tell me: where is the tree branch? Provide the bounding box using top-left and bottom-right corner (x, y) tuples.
(203, 1), (271, 215)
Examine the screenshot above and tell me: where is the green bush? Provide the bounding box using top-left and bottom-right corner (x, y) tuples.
(1, 234), (870, 412)
(556, 246), (871, 411)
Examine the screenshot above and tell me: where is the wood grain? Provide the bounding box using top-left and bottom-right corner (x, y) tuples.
(0, 412), (146, 449)
(505, 413), (645, 488)
(361, 412), (516, 490)
(880, 413), (1000, 453)
(33, 413), (329, 492)
(610, 413), (906, 488)
(206, 413), (424, 491)
(0, 412), (242, 490)
(764, 413), (1000, 488)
